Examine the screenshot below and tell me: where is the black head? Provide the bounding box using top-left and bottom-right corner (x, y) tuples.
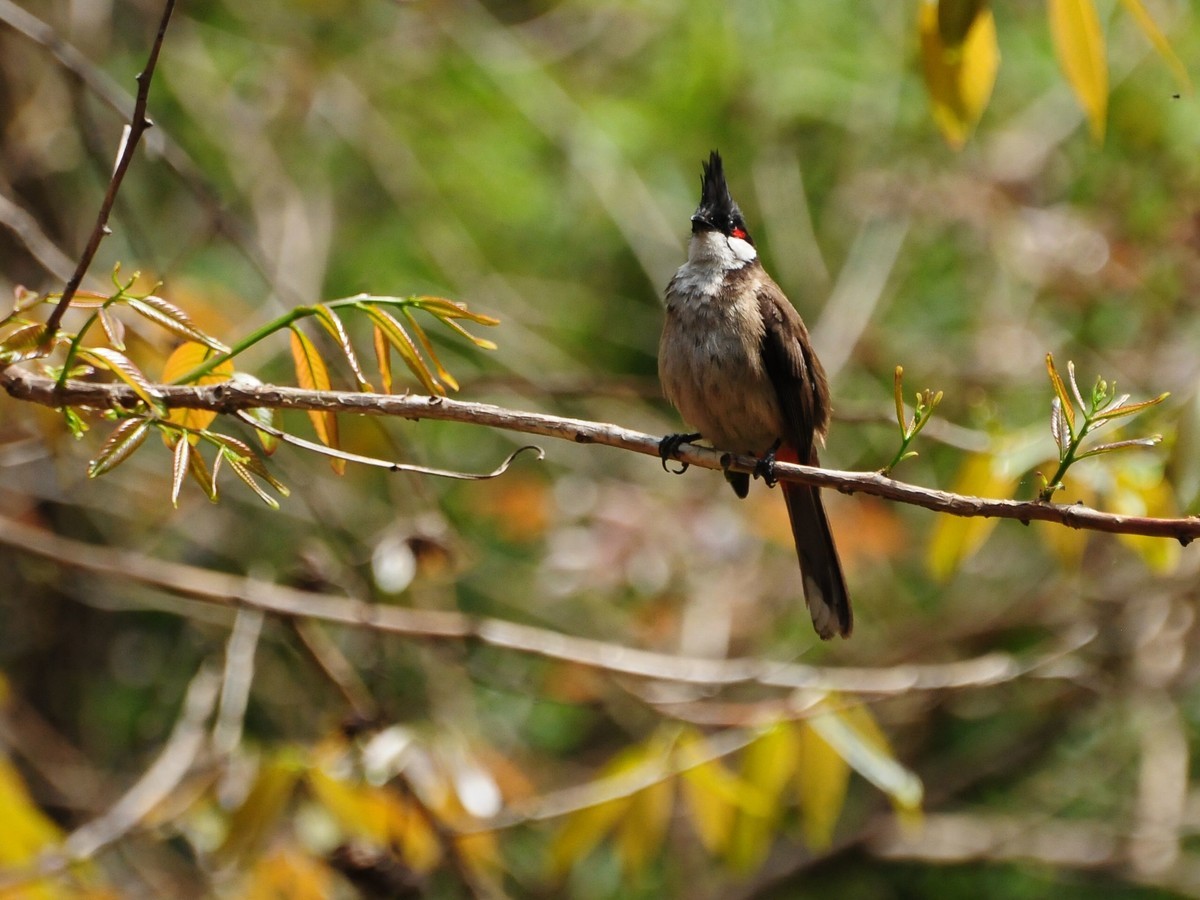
(692, 151), (753, 244)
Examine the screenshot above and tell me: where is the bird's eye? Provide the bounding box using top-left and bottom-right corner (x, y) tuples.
(730, 226), (747, 240)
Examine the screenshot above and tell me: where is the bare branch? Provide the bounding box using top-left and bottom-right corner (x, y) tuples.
(42, 0), (177, 340)
(2, 366), (1196, 541)
(0, 513), (1093, 696)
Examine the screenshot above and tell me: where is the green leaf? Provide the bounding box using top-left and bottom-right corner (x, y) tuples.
(127, 296), (229, 352)
(0, 322), (49, 363)
(1092, 392), (1169, 423)
(361, 304), (442, 396)
(1046, 354), (1076, 436)
(170, 437), (189, 507)
(1077, 436), (1162, 460)
(88, 418), (151, 477)
(223, 451), (281, 509)
(76, 347), (164, 414)
(98, 308), (126, 350)
(314, 304), (373, 391)
(404, 308), (459, 392)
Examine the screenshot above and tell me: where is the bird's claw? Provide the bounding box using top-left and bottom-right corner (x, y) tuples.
(659, 432), (701, 475)
(753, 440), (784, 487)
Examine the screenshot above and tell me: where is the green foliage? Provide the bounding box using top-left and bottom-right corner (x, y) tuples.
(1039, 354), (1167, 501)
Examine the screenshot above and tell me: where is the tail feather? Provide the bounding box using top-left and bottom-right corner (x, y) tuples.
(779, 449), (852, 639)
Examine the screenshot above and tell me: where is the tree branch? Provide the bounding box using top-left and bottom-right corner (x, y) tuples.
(41, 0), (177, 340)
(2, 365), (1197, 541)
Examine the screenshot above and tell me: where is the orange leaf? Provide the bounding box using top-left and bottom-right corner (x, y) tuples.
(163, 342), (234, 439)
(289, 327), (344, 474)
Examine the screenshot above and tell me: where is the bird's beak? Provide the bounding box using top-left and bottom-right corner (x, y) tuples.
(690, 213), (714, 232)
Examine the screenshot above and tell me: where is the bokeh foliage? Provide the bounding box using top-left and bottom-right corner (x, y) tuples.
(2, 0), (1200, 897)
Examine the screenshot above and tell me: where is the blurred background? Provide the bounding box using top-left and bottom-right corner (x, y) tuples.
(2, 0), (1200, 896)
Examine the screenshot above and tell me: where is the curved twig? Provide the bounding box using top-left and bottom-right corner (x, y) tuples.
(233, 409), (544, 479)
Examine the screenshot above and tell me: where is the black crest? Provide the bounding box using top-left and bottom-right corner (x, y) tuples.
(693, 151), (751, 242)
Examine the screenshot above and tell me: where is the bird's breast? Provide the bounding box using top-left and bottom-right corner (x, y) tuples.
(659, 273), (784, 452)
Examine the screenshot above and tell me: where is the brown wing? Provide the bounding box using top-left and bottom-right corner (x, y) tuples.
(756, 283), (830, 460)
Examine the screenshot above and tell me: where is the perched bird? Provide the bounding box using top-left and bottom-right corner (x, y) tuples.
(658, 151), (851, 639)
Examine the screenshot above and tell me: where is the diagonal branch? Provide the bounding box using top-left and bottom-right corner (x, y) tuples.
(41, 0), (177, 340)
(2, 365), (1197, 541)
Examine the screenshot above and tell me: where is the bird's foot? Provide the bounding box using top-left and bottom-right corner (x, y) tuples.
(753, 439), (784, 487)
(659, 432), (702, 474)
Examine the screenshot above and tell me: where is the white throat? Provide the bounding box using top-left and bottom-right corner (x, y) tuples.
(687, 229), (757, 268)
(671, 230), (757, 299)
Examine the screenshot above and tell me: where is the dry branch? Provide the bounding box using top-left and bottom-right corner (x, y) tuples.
(2, 365), (1198, 541)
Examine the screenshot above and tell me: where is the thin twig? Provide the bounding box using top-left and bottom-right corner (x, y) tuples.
(0, 513), (1094, 696)
(211, 608), (263, 757)
(2, 367), (1196, 542)
(290, 619), (379, 722)
(41, 0), (177, 340)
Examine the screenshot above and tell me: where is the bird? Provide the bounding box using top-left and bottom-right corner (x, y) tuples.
(657, 151), (852, 639)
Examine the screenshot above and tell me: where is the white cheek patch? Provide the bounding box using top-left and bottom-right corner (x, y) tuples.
(728, 236), (757, 263)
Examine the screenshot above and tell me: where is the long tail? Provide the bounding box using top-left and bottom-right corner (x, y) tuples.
(779, 446), (852, 640)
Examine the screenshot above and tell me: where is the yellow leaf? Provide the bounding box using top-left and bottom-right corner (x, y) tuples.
(0, 756), (63, 866)
(548, 795), (631, 878)
(794, 718), (851, 850)
(725, 721), (801, 872)
(548, 740), (662, 878)
(937, 0), (988, 47)
(926, 453), (1016, 580)
(214, 758), (300, 867)
(373, 325), (393, 394)
(918, 0), (999, 149)
(307, 770), (441, 873)
(1049, 0), (1108, 140)
(808, 704), (923, 812)
(1113, 461), (1181, 574)
(362, 306), (443, 396)
(676, 729), (768, 855)
(289, 328), (345, 474)
(242, 846), (334, 900)
(614, 777), (673, 877)
(163, 341), (234, 439)
(1118, 0), (1190, 94)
